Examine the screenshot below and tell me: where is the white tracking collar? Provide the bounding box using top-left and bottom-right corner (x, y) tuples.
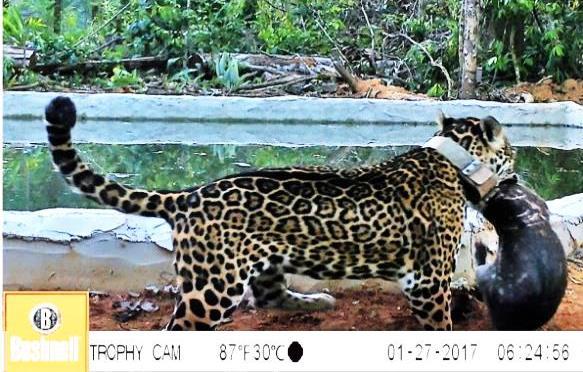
(423, 136), (498, 201)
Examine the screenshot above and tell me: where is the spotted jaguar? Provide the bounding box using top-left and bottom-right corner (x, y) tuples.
(45, 96), (515, 330)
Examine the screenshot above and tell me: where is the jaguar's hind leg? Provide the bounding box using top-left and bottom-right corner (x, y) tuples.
(165, 242), (249, 331)
(399, 270), (453, 331)
(251, 265), (336, 311)
(166, 275), (247, 331)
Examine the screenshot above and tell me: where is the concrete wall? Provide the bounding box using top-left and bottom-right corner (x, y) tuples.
(4, 194), (581, 293)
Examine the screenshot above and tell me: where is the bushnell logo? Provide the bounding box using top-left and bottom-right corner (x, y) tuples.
(4, 292), (88, 371)
(30, 303), (60, 334)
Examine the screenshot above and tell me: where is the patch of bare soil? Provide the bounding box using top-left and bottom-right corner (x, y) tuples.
(337, 78), (429, 100)
(90, 263), (583, 331)
(334, 63), (429, 101)
(495, 78), (583, 104)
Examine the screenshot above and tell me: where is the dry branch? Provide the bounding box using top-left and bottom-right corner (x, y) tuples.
(72, 1), (132, 49)
(234, 75), (314, 92)
(333, 61), (359, 91)
(334, 60), (429, 101)
(8, 82), (41, 91)
(360, 0), (375, 54)
(391, 33), (454, 98)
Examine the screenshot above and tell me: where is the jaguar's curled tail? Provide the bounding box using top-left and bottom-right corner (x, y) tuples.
(45, 96), (181, 223)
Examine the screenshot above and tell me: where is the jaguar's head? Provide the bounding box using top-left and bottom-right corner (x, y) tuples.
(435, 113), (517, 182)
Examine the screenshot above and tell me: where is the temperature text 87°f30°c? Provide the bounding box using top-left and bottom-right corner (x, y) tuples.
(219, 344), (286, 362)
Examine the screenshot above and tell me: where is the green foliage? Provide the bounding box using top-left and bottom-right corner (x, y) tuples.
(165, 67), (203, 92)
(105, 66), (144, 89)
(3, 57), (16, 85)
(122, 0), (251, 57)
(484, 40), (511, 77)
(3, 6), (47, 46)
(3, 0), (92, 68)
(254, 0), (354, 54)
(483, 0), (582, 82)
(4, 0), (354, 62)
(3, 0), (580, 90)
(380, 1), (460, 92)
(427, 83), (446, 98)
(2, 55), (42, 88)
(213, 53), (243, 90)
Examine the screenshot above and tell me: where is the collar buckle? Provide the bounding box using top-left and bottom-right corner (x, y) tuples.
(461, 160), (481, 176)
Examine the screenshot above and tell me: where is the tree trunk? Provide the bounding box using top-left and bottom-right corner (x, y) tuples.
(459, 0), (480, 99)
(116, 0), (129, 33)
(53, 0), (62, 33)
(509, 24), (521, 83)
(91, 1), (99, 21)
(416, 0), (427, 17)
(458, 1), (464, 79)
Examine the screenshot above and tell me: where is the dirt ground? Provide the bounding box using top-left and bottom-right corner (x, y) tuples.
(90, 263), (583, 331)
(494, 78), (583, 104)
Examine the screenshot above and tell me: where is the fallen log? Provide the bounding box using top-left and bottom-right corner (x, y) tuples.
(32, 53), (338, 77)
(204, 53), (338, 77)
(32, 56), (170, 74)
(4, 45), (37, 68)
(233, 74), (314, 92)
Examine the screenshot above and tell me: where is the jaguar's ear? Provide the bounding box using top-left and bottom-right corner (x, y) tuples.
(436, 111), (454, 130)
(480, 116), (504, 149)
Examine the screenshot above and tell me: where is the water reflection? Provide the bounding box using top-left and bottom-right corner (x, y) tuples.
(3, 144), (581, 211)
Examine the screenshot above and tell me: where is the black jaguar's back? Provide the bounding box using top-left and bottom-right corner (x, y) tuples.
(476, 182), (567, 330)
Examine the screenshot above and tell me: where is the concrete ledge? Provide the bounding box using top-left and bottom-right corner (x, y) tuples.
(4, 194), (581, 292)
(4, 92), (582, 149)
(4, 92), (582, 126)
(4, 92), (583, 127)
(3, 208), (172, 249)
(3, 209), (173, 291)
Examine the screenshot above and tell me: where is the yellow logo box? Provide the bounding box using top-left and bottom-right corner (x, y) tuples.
(4, 291), (89, 372)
